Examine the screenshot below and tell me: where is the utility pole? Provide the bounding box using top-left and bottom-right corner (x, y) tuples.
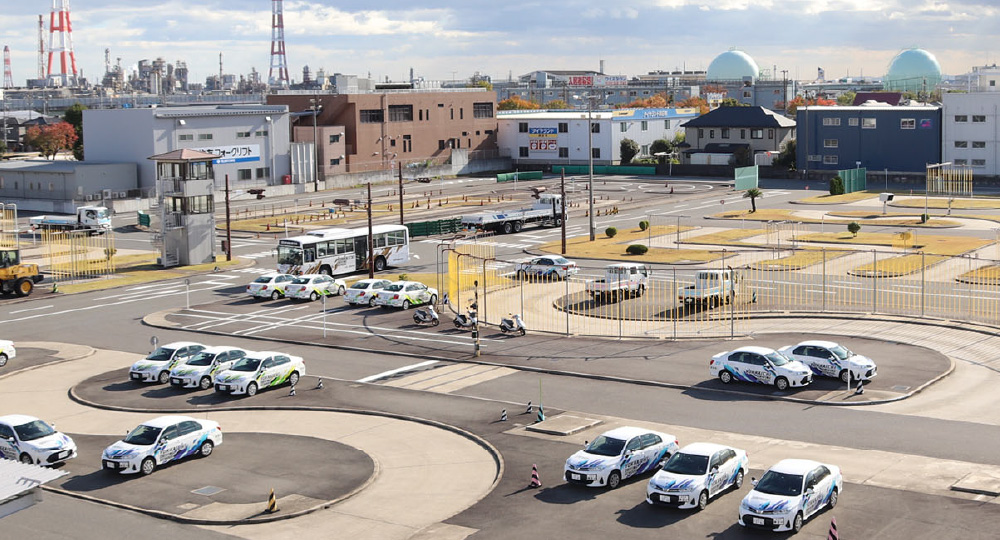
(309, 96), (321, 192)
(398, 162), (404, 225)
(224, 174), (232, 261)
(367, 182), (374, 279)
(781, 70), (789, 115)
(587, 95), (595, 241)
(560, 170), (567, 255)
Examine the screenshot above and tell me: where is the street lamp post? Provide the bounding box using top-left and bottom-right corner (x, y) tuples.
(588, 98), (595, 241)
(309, 96), (322, 192)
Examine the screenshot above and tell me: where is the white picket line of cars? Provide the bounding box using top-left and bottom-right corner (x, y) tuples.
(129, 341), (206, 384)
(169, 346), (248, 390)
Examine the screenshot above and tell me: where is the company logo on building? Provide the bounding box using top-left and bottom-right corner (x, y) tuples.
(194, 144), (261, 164)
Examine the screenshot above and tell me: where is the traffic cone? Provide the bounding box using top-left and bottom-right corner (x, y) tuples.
(537, 405), (545, 423)
(855, 378), (864, 395)
(289, 385), (296, 396)
(316, 379), (324, 389)
(525, 401), (532, 414)
(530, 464), (541, 488)
(266, 223), (270, 231)
(500, 409), (507, 422)
(266, 488), (277, 513)
(827, 516), (838, 540)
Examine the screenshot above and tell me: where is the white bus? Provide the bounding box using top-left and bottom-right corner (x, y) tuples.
(276, 225), (409, 276)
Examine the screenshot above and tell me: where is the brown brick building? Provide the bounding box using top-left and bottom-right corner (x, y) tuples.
(268, 90), (499, 178)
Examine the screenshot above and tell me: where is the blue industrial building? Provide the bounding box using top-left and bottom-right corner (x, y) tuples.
(796, 105), (941, 173)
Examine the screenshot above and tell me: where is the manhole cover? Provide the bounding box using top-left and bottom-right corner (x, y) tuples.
(891, 385), (911, 392)
(192, 486), (225, 496)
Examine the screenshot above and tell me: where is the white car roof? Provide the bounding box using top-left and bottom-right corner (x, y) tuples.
(0, 340), (12, 346)
(389, 280), (424, 287)
(729, 346), (779, 355)
(160, 341), (203, 349)
(244, 350), (293, 359)
(258, 273), (291, 280)
(193, 345), (246, 355)
(0, 414), (41, 426)
(676, 442), (732, 457)
(138, 415), (199, 429)
(767, 458), (826, 475)
(795, 340), (839, 348)
(600, 426), (658, 441)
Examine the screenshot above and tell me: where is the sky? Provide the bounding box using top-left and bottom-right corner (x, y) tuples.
(1, 1), (996, 87)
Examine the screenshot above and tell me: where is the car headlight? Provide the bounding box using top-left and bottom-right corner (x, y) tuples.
(740, 500), (750, 511)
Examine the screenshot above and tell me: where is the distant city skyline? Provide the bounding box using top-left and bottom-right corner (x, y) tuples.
(0, 1), (995, 87)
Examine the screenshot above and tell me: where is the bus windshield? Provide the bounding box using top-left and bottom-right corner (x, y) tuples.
(277, 245), (303, 266)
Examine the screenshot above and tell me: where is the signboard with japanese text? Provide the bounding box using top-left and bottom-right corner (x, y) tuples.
(596, 75), (628, 86)
(528, 127), (558, 153)
(194, 144), (261, 164)
(568, 76), (594, 86)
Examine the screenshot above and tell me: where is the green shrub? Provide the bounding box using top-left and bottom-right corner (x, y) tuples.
(605, 227), (618, 238)
(626, 244), (649, 255)
(639, 220), (649, 231)
(397, 273), (409, 281)
(847, 221), (861, 237)
(920, 213), (929, 223)
(830, 176), (845, 195)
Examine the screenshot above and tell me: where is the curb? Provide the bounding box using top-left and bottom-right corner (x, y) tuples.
(0, 342), (97, 381)
(142, 309), (950, 407)
(65, 375), (504, 526)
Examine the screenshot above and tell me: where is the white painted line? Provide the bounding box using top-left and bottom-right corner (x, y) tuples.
(9, 305), (53, 314)
(804, 289), (837, 295)
(357, 360), (440, 383)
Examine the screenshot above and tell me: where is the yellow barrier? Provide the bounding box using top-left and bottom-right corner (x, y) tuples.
(44, 230), (117, 283)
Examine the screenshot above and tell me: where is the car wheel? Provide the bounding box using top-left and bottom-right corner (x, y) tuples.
(141, 457), (156, 476)
(828, 487), (838, 509)
(502, 222), (513, 234)
(430, 294), (438, 305)
(775, 377), (790, 391)
(271, 290), (281, 300)
(199, 377), (212, 390)
(839, 369), (851, 384)
(513, 221), (523, 233)
(369, 297), (377, 307)
(199, 440), (214, 458)
(338, 285), (346, 296)
(309, 291), (319, 302)
(697, 490), (709, 511)
(554, 217), (563, 227)
(157, 371), (170, 384)
(402, 299), (410, 310)
(792, 512), (804, 533)
(0, 353), (7, 367)
(607, 470), (622, 490)
(19, 453), (33, 464)
(719, 370), (733, 384)
(734, 469), (744, 490)
(289, 371), (300, 387)
(247, 382), (258, 397)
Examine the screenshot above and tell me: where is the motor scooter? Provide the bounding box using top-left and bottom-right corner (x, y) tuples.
(499, 313), (526, 336)
(413, 304), (440, 326)
(454, 303), (478, 329)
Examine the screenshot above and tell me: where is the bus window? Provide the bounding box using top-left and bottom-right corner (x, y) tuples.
(277, 245), (302, 266)
(375, 233), (387, 248)
(317, 242), (328, 257)
(304, 248), (316, 263)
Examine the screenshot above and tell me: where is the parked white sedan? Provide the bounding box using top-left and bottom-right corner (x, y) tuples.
(214, 351), (305, 396)
(102, 415), (222, 475)
(515, 256), (579, 280)
(778, 340), (877, 383)
(710, 346), (813, 391)
(647, 442), (748, 510)
(285, 274), (347, 301)
(0, 414), (77, 466)
(246, 273), (296, 300)
(129, 341), (206, 384)
(343, 278), (392, 307)
(739, 459), (843, 533)
(0, 339), (15, 367)
(169, 346), (249, 390)
(374, 281), (438, 310)
(564, 426), (678, 489)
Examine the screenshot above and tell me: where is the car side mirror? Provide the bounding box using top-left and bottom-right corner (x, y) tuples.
(805, 487), (815, 496)
(751, 477), (758, 487)
(583, 440), (589, 447)
(710, 466), (719, 475)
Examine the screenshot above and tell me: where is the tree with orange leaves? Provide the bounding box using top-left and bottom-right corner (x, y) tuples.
(618, 93), (669, 109)
(781, 96), (837, 115)
(24, 122), (78, 160)
(676, 96), (710, 115)
(498, 96), (541, 110)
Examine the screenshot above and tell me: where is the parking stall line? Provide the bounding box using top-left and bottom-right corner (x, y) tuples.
(356, 360), (439, 383)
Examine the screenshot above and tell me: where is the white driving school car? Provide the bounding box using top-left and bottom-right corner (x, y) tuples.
(709, 346), (813, 391)
(214, 351), (305, 396)
(246, 273), (295, 300)
(102, 415), (222, 475)
(0, 339), (15, 367)
(169, 346), (248, 390)
(129, 341), (206, 384)
(778, 340), (877, 383)
(285, 274), (348, 301)
(646, 442), (748, 510)
(514, 256), (579, 280)
(374, 281), (438, 310)
(564, 426), (679, 489)
(343, 278), (392, 307)
(0, 414), (77, 466)
(739, 459), (842, 533)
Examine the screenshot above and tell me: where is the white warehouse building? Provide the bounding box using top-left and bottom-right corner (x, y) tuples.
(83, 104), (293, 193)
(497, 107), (698, 167)
(942, 92), (1000, 177)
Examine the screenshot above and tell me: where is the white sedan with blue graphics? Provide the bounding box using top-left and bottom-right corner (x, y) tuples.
(646, 442), (748, 510)
(102, 415), (222, 475)
(129, 341), (206, 384)
(564, 426), (678, 489)
(0, 339), (15, 367)
(214, 352), (305, 396)
(778, 340), (877, 383)
(0, 415), (77, 466)
(169, 346), (248, 390)
(710, 346), (813, 391)
(739, 459), (843, 533)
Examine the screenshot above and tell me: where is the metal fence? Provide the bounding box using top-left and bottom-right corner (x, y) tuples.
(444, 243), (1000, 339)
(43, 230), (117, 283)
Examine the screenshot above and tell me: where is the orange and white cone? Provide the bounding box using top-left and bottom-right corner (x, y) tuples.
(529, 464), (541, 488)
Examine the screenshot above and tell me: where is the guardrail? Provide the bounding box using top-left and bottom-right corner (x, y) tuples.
(406, 218), (463, 238)
(496, 171), (543, 183)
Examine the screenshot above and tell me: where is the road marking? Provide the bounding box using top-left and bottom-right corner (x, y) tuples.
(357, 360), (440, 383)
(9, 304), (53, 314)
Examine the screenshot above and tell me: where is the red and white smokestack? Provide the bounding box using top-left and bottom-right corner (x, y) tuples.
(46, 0), (78, 86)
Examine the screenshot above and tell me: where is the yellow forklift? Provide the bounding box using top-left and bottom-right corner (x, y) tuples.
(0, 247), (43, 297)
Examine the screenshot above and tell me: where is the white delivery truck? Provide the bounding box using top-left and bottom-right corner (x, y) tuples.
(678, 269), (739, 307)
(585, 263), (651, 300)
(29, 206), (112, 235)
(461, 193), (564, 234)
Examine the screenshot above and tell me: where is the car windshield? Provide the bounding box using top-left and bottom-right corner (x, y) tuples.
(765, 351), (790, 366)
(186, 352), (216, 367)
(383, 284), (404, 292)
(552, 257), (570, 264)
(146, 347), (176, 361)
(829, 345), (852, 360)
(13, 420), (56, 441)
(662, 452), (710, 475)
(231, 358), (261, 372)
(277, 246), (302, 266)
(123, 425), (162, 446)
(97, 208), (110, 219)
(585, 435), (626, 457)
(755, 471), (803, 496)
(350, 282), (371, 290)
(291, 277), (310, 285)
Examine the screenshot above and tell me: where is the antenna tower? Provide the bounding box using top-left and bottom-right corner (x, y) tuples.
(37, 15), (45, 80)
(3, 46), (13, 88)
(268, 0), (290, 87)
(46, 0), (78, 86)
